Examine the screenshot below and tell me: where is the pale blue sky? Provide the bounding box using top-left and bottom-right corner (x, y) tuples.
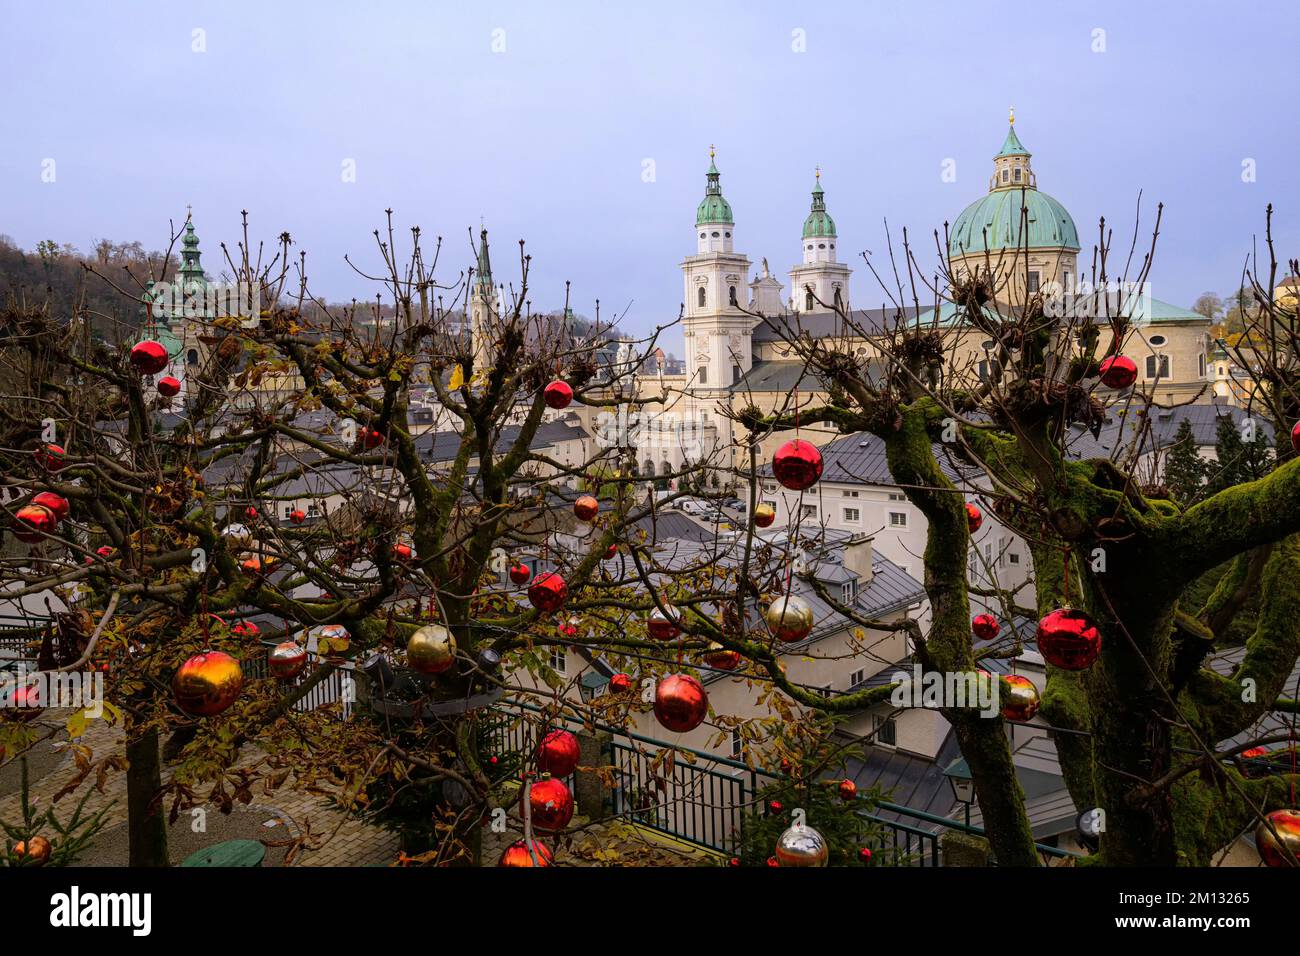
(2, 0), (1296, 350)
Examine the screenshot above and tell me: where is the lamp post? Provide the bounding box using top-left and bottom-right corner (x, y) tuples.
(579, 671), (609, 703)
(944, 757), (976, 828)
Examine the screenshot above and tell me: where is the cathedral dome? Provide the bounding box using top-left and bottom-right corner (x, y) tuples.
(948, 187), (1078, 257)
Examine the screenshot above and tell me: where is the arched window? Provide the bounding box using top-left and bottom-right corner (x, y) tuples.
(728, 285), (737, 306)
(1001, 169), (1009, 183)
(805, 290), (814, 311)
(643, 459), (656, 477)
(833, 288), (842, 309)
(186, 348), (199, 366)
(697, 286), (707, 308)
(1013, 167), (1022, 182)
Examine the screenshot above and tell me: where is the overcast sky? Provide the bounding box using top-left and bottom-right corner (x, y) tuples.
(3, 1), (1297, 351)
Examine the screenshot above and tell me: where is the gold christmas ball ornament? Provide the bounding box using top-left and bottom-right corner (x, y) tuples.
(765, 594), (814, 643)
(774, 823), (829, 867)
(172, 651), (244, 717)
(1256, 809), (1300, 867)
(999, 674), (1041, 722)
(407, 623), (456, 675)
(753, 503), (776, 528)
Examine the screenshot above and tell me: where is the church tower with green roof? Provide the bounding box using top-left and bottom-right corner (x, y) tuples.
(787, 168), (851, 314)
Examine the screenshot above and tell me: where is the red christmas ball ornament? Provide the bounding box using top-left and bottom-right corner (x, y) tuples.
(609, 673), (634, 694)
(999, 674), (1041, 722)
(728, 856), (740, 867)
(858, 847), (873, 862)
(172, 651), (244, 717)
(523, 776), (574, 832)
(543, 380), (573, 410)
(244, 506), (259, 522)
(528, 572), (568, 613)
(573, 495), (599, 521)
(769, 799), (784, 814)
(30, 492), (69, 522)
(646, 604), (682, 641)
(157, 375), (182, 397)
(392, 543), (414, 562)
(765, 856), (780, 867)
(498, 839), (553, 867)
(653, 673), (708, 733)
(1035, 607), (1102, 670)
(753, 502), (776, 528)
(289, 509), (306, 525)
(965, 502), (983, 533)
(604, 543), (618, 560)
(96, 545), (114, 558)
(13, 504), (57, 543)
(537, 729), (581, 777)
(1256, 809), (1300, 867)
(838, 779), (858, 800)
(1291, 421), (1300, 455)
(772, 439), (823, 491)
(971, 613), (1000, 641)
(8, 680), (43, 720)
(701, 643), (742, 671)
(268, 641), (308, 680)
(509, 563), (532, 585)
(35, 443), (67, 472)
(360, 427), (385, 450)
(231, 620), (260, 639)
(129, 339), (169, 375)
(1098, 354), (1138, 389)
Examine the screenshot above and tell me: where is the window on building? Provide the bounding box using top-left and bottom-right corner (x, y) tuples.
(1199, 353), (1207, 378)
(888, 492), (906, 501)
(186, 348), (199, 365)
(731, 729), (743, 758)
(283, 506), (294, 520)
(841, 580), (857, 603)
(697, 287), (706, 308)
(1027, 271), (1040, 293)
(761, 498), (777, 513)
(549, 648), (566, 674)
(1001, 169), (1009, 183)
(1062, 270), (1072, 291)
(732, 364), (741, 384)
(801, 504), (818, 520)
(1009, 552), (1020, 565)
(1150, 335), (1167, 346)
(889, 511), (907, 528)
(1013, 167), (1022, 182)
(698, 366), (707, 384)
(844, 490), (859, 498)
(728, 285), (737, 306)
(873, 714), (897, 747)
(1145, 354), (1171, 379)
(763, 483), (776, 493)
(833, 287), (843, 309)
(805, 290), (815, 311)
(843, 507), (860, 523)
(308, 503), (321, 517)
(849, 667), (866, 688)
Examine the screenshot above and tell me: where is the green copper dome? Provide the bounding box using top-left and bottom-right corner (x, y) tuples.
(695, 158), (734, 225)
(949, 186), (1078, 256)
(802, 177), (836, 238)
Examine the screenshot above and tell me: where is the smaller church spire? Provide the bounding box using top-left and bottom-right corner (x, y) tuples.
(475, 228), (493, 290)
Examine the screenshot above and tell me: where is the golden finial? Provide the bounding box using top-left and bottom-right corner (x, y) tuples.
(815, 165), (821, 181)
(1009, 106), (1015, 126)
(709, 143), (715, 160)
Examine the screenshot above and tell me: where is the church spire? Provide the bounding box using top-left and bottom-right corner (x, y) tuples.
(179, 212), (206, 287)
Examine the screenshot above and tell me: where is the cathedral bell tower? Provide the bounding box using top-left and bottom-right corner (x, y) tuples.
(681, 147), (753, 391)
(470, 228), (497, 372)
(787, 169), (851, 314)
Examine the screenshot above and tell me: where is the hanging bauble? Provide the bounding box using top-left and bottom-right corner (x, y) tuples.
(573, 495), (599, 521)
(392, 543), (414, 562)
(727, 857), (740, 867)
(157, 375), (182, 398)
(753, 502), (776, 528)
(653, 674), (708, 733)
(14, 836), (51, 866)
(268, 641), (308, 680)
(31, 491), (69, 522)
(509, 563), (532, 585)
(407, 623), (456, 675)
(13, 504), (57, 543)
(765, 856), (780, 867)
(1292, 421), (1300, 455)
(772, 439), (823, 491)
(965, 502), (983, 533)
(35, 443), (66, 473)
(543, 380), (573, 410)
(838, 779), (858, 800)
(646, 604), (682, 641)
(9, 681), (43, 721)
(230, 620), (260, 639)
(129, 340), (169, 375)
(537, 729), (581, 777)
(999, 674), (1041, 722)
(498, 839), (553, 867)
(289, 509), (306, 525)
(858, 847), (873, 862)
(244, 506), (259, 522)
(360, 427), (385, 450)
(774, 824), (829, 867)
(528, 572), (568, 613)
(971, 613), (1000, 641)
(1035, 608), (1102, 670)
(768, 800), (784, 814)
(1256, 809), (1300, 867)
(604, 543), (618, 560)
(1098, 354), (1138, 389)
(766, 594), (814, 643)
(701, 643), (741, 671)
(240, 555), (275, 577)
(609, 673), (634, 694)
(523, 776), (574, 832)
(172, 651), (244, 717)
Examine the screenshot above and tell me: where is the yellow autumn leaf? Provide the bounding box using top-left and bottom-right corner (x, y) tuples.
(448, 364), (465, 390)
